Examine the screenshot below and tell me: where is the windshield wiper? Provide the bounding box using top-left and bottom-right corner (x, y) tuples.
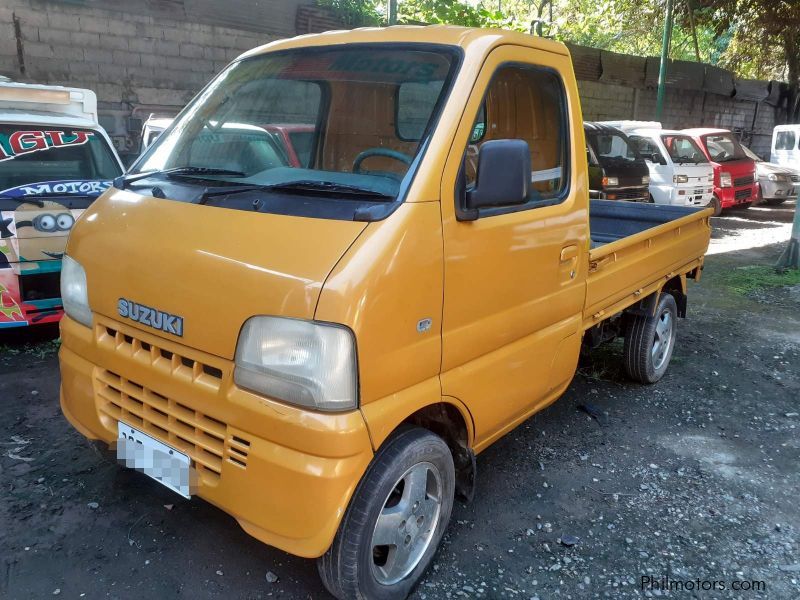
(115, 166), (247, 189)
(197, 180), (393, 205)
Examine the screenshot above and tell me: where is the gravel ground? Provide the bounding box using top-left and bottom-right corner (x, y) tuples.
(1, 202), (799, 599)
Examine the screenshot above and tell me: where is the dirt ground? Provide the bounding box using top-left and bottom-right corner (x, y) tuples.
(1, 202), (799, 600)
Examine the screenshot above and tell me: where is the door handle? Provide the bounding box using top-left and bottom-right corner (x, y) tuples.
(560, 245), (579, 261)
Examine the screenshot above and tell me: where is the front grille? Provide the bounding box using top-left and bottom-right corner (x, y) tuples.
(735, 188), (752, 200)
(19, 271), (61, 302)
(96, 369), (251, 483)
(96, 321), (224, 389)
(791, 174), (800, 183)
(734, 175), (754, 187)
(608, 189), (648, 201)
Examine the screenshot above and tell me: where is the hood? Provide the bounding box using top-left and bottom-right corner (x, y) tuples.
(673, 162), (713, 183)
(714, 158), (755, 176)
(66, 188), (367, 359)
(756, 161), (797, 176)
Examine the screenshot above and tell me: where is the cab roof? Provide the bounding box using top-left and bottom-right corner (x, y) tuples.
(682, 127), (732, 136)
(584, 121), (626, 135)
(238, 25), (569, 61)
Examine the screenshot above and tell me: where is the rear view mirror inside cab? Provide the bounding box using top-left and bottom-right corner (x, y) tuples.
(465, 139), (531, 213)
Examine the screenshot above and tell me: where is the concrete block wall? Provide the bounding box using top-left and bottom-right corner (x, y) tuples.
(0, 0), (302, 161)
(579, 81), (777, 157)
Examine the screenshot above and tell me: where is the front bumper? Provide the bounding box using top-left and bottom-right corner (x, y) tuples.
(759, 179), (796, 200)
(59, 314), (374, 558)
(716, 184), (757, 208)
(669, 185), (713, 206)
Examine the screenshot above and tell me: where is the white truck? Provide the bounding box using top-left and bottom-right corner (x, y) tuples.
(601, 121), (714, 207)
(0, 81), (123, 329)
(770, 124), (800, 173)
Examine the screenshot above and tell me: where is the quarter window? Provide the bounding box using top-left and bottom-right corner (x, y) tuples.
(775, 130), (796, 151)
(463, 64), (568, 205)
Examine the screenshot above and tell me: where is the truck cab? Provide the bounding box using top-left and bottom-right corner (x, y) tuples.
(683, 127), (757, 215)
(0, 82), (124, 329)
(770, 124), (800, 174)
(584, 122), (650, 201)
(58, 27), (711, 599)
(603, 121), (714, 207)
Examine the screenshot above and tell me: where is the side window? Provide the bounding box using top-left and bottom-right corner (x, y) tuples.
(631, 136), (660, 160)
(464, 64), (568, 204)
(775, 130), (796, 151)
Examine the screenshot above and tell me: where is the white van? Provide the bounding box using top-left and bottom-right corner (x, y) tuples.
(602, 121), (714, 207)
(770, 124), (800, 172)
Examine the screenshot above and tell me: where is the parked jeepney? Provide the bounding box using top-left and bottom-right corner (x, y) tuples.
(0, 81), (123, 329)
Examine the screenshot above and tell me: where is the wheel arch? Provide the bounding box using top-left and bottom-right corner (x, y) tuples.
(363, 397), (476, 502)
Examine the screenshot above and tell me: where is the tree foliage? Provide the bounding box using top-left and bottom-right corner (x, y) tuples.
(317, 0), (799, 89)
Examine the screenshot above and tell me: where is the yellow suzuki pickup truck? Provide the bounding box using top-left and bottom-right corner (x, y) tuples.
(59, 26), (711, 599)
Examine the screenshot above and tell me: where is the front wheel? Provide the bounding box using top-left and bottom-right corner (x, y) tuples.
(318, 427), (455, 600)
(709, 195), (722, 216)
(623, 293), (678, 384)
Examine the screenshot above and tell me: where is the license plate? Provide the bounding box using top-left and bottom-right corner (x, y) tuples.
(117, 422), (191, 498)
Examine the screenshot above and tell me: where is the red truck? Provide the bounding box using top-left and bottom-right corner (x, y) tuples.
(682, 128), (757, 216)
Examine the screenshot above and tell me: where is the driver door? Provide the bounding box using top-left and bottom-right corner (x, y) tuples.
(439, 45), (588, 451)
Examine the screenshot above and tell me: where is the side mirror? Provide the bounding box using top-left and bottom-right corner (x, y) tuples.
(463, 140), (530, 219)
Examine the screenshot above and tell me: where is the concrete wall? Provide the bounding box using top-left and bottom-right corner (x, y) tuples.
(578, 80), (777, 157)
(0, 0), (781, 161)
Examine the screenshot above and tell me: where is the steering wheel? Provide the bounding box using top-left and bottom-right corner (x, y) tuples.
(353, 148), (413, 175)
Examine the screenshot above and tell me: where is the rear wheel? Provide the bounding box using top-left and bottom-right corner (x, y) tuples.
(318, 427), (455, 600)
(623, 293), (678, 384)
(709, 195), (722, 216)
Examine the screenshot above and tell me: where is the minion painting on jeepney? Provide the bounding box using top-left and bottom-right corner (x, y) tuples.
(0, 125), (123, 329)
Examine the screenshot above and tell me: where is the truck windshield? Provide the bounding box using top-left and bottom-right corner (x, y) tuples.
(134, 45), (458, 202)
(703, 133), (746, 163)
(587, 131), (640, 164)
(661, 135), (706, 164)
(0, 125), (122, 195)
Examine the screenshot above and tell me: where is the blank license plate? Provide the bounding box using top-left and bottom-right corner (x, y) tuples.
(117, 422), (191, 498)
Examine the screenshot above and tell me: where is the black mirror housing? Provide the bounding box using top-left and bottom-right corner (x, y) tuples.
(466, 140), (531, 212)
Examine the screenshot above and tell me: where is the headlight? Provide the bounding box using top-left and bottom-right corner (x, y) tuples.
(642, 175), (650, 185)
(768, 174), (787, 182)
(602, 176), (618, 187)
(60, 255), (92, 327)
(708, 174), (714, 182)
(673, 174), (689, 184)
(720, 172), (732, 187)
(234, 316), (358, 411)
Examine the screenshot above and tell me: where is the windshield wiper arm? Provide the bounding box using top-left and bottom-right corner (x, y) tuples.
(264, 181), (392, 197)
(115, 166), (247, 189)
(197, 180), (393, 205)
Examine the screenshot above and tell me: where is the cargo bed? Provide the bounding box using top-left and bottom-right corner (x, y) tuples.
(584, 200), (712, 329)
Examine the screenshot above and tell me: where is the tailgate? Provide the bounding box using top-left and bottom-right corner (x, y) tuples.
(585, 206), (712, 327)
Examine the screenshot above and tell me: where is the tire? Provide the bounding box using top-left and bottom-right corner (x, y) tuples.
(709, 195), (722, 216)
(318, 427), (455, 600)
(623, 293), (678, 384)
(764, 198), (787, 206)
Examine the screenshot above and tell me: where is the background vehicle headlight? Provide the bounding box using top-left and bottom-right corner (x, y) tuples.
(673, 174), (688, 184)
(60, 255), (92, 327)
(642, 175), (650, 185)
(602, 176), (618, 187)
(768, 173), (787, 182)
(234, 316), (358, 411)
(720, 172), (732, 187)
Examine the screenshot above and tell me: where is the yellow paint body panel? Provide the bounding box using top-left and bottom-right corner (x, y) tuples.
(59, 26), (712, 559)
